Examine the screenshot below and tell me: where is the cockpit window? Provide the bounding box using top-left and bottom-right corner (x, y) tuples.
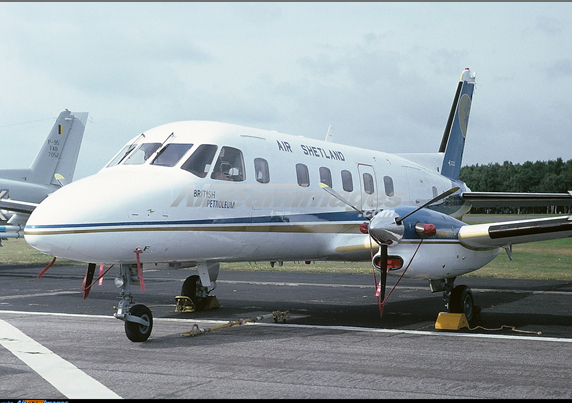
(151, 143), (193, 167)
(123, 143), (161, 165)
(181, 144), (218, 178)
(106, 143), (137, 167)
(211, 146), (245, 181)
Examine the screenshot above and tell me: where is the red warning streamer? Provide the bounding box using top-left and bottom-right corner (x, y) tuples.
(134, 248), (146, 292)
(37, 257), (57, 279)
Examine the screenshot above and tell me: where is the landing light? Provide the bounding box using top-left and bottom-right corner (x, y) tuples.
(114, 277), (124, 288)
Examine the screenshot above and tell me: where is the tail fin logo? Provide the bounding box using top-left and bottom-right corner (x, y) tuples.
(458, 94), (472, 139)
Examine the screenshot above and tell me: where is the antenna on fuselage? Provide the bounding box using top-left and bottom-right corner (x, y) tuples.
(324, 125), (335, 142)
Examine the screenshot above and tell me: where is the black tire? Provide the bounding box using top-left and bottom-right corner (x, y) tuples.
(449, 285), (474, 323)
(181, 275), (205, 310)
(125, 304), (153, 342)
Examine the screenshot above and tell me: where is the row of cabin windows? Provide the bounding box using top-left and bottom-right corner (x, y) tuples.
(107, 141), (394, 196)
(296, 163), (394, 197)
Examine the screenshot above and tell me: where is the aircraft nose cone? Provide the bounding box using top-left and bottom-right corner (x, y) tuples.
(24, 167), (179, 263)
(24, 184), (80, 256)
(24, 170), (127, 259)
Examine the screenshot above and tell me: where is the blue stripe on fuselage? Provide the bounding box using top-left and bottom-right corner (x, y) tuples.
(25, 210), (369, 231)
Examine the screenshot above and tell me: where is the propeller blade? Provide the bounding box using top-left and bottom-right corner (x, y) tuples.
(395, 186), (460, 225)
(318, 182), (369, 219)
(82, 263), (96, 299)
(376, 244), (388, 318)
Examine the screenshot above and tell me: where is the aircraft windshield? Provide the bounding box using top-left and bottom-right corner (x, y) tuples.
(151, 143), (194, 167)
(123, 143), (161, 165)
(106, 143), (138, 167)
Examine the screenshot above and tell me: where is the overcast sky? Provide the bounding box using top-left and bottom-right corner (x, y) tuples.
(1, 2), (571, 180)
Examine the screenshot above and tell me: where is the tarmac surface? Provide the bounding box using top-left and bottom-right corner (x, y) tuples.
(1, 263), (572, 399)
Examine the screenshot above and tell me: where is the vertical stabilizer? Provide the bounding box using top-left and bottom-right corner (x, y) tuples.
(29, 110), (89, 186)
(439, 68), (475, 179)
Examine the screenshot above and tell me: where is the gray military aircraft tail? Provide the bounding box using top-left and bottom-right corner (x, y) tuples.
(0, 110), (88, 231)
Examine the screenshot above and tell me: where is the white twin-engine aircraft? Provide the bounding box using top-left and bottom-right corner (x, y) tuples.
(22, 69), (572, 342)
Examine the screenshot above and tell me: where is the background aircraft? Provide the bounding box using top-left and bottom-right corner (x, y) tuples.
(0, 110), (88, 240)
(21, 70), (572, 342)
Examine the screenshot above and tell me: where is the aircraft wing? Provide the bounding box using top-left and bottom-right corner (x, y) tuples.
(462, 191), (572, 208)
(458, 215), (572, 248)
(0, 198), (38, 215)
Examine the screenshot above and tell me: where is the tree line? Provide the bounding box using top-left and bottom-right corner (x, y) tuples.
(459, 158), (572, 214)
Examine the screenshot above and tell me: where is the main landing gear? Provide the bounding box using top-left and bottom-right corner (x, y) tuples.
(430, 277), (479, 324)
(178, 263), (221, 311)
(113, 262), (220, 342)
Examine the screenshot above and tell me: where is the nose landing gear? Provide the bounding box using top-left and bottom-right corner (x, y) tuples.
(114, 264), (153, 342)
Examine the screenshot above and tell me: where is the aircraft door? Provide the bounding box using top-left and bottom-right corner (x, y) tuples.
(357, 163), (380, 215)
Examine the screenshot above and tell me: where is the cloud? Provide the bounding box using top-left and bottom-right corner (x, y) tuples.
(1, 2), (572, 180)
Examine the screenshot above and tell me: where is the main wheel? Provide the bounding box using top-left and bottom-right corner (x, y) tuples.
(125, 304), (153, 342)
(181, 275), (205, 310)
(448, 285), (474, 323)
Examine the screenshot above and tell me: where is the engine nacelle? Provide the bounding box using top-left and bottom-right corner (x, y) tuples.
(369, 206), (466, 245)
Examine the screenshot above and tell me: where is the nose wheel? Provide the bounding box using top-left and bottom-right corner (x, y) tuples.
(114, 263), (154, 342)
(124, 304), (153, 342)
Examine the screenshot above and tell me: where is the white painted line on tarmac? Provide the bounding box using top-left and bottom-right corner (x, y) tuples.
(0, 290), (80, 300)
(217, 280), (572, 295)
(249, 322), (572, 343)
(0, 318), (121, 399)
(2, 309), (572, 344)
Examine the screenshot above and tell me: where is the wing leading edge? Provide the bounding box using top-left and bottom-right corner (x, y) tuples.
(459, 215), (572, 248)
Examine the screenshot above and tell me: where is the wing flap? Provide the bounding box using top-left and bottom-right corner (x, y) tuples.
(459, 216), (572, 248)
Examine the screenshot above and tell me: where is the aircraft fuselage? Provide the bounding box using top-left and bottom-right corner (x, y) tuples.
(24, 120), (500, 280)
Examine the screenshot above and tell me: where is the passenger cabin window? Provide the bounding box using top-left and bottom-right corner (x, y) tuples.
(296, 163), (310, 187)
(123, 143), (161, 165)
(254, 158), (270, 183)
(383, 176), (395, 197)
(211, 146), (245, 181)
(341, 170), (353, 192)
(181, 144), (218, 178)
(319, 167), (332, 188)
(151, 143), (193, 167)
(363, 172), (375, 194)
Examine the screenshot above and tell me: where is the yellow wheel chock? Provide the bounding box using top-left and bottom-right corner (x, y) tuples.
(175, 296), (196, 313)
(434, 312), (469, 330)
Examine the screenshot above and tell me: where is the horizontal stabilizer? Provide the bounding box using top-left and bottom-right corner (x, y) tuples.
(463, 191), (572, 208)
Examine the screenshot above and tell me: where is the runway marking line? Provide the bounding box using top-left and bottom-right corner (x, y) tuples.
(0, 290), (80, 300)
(0, 317), (121, 399)
(217, 280), (572, 295)
(2, 309), (572, 344)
